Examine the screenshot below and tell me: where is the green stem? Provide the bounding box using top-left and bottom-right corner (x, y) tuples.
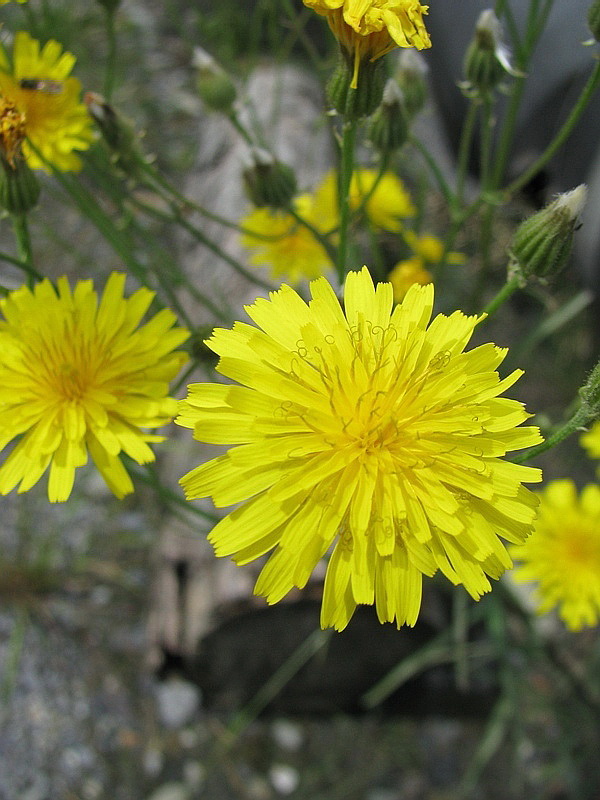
(0, 249), (42, 282)
(455, 98), (479, 206)
(513, 406), (589, 464)
(286, 206), (337, 264)
(130, 194), (274, 293)
(409, 135), (455, 209)
(219, 628), (331, 748)
(336, 120), (358, 283)
(480, 274), (521, 320)
(103, 8), (118, 102)
(506, 60), (600, 198)
(11, 214), (34, 287)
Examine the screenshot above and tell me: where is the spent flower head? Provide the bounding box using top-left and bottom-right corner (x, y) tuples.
(0, 32), (94, 171)
(177, 268), (542, 631)
(510, 480), (600, 631)
(0, 274), (189, 502)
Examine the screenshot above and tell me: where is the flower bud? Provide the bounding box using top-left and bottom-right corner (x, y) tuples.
(85, 92), (147, 179)
(509, 186), (587, 281)
(395, 49), (428, 117)
(580, 359), (600, 421)
(327, 51), (386, 120)
(193, 47), (237, 113)
(463, 10), (514, 94)
(242, 148), (297, 209)
(588, 0), (600, 42)
(95, 0), (122, 13)
(368, 79), (409, 152)
(0, 156), (41, 214)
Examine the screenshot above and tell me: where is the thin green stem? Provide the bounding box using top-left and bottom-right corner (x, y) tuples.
(130, 194), (274, 293)
(506, 60), (600, 198)
(11, 214), (34, 287)
(219, 628), (331, 749)
(0, 249), (42, 281)
(103, 9), (118, 102)
(480, 274), (521, 319)
(336, 120), (358, 283)
(513, 406), (589, 464)
(409, 135), (455, 209)
(455, 98), (479, 206)
(286, 206), (337, 264)
(129, 463), (219, 525)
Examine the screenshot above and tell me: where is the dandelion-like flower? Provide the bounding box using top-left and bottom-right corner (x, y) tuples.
(0, 274), (189, 502)
(510, 480), (600, 631)
(241, 193), (335, 284)
(0, 32), (94, 171)
(304, 0), (431, 88)
(177, 268), (542, 631)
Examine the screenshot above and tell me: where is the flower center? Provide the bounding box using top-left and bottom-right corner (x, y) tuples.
(0, 98), (27, 168)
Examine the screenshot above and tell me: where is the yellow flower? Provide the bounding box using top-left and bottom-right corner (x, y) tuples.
(313, 168), (415, 233)
(388, 256), (432, 301)
(510, 481), (600, 631)
(0, 32), (94, 171)
(0, 274), (189, 502)
(241, 193), (335, 284)
(304, 1), (431, 88)
(177, 268), (542, 631)
(580, 420), (600, 462)
(389, 233), (466, 302)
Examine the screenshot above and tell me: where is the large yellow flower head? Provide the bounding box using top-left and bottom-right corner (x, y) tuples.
(177, 268), (542, 631)
(0, 32), (94, 171)
(304, 1), (431, 88)
(241, 193), (335, 284)
(510, 481), (600, 631)
(0, 274), (189, 502)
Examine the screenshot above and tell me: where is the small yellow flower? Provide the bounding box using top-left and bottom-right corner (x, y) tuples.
(404, 231), (465, 267)
(0, 32), (94, 171)
(314, 168), (415, 233)
(241, 193), (335, 284)
(304, 1), (431, 88)
(388, 256), (432, 301)
(177, 268), (542, 631)
(510, 481), (600, 631)
(580, 420), (600, 461)
(0, 274), (189, 502)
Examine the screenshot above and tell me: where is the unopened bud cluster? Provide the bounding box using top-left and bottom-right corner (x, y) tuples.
(509, 186), (587, 281)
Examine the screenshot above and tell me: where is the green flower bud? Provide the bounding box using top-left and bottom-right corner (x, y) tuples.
(588, 0), (600, 42)
(0, 155), (40, 215)
(242, 148), (297, 210)
(368, 79), (409, 152)
(327, 53), (386, 120)
(193, 47), (237, 113)
(509, 186), (587, 281)
(95, 0), (121, 13)
(463, 10), (514, 95)
(395, 49), (428, 117)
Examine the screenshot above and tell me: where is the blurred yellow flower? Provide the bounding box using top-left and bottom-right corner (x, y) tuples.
(388, 256), (432, 301)
(241, 193), (335, 284)
(314, 168), (415, 233)
(580, 420), (600, 462)
(303, 1), (431, 88)
(389, 232), (466, 301)
(0, 274), (189, 502)
(177, 268), (542, 631)
(510, 480), (600, 631)
(0, 32), (94, 171)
